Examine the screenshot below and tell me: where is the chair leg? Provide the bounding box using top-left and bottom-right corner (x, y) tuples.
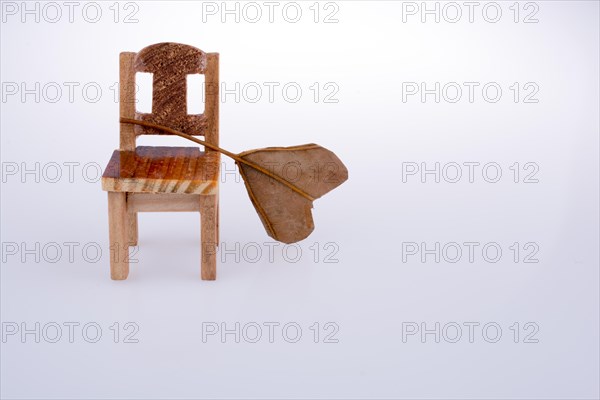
(200, 194), (217, 280)
(128, 208), (138, 246)
(215, 190), (220, 244)
(108, 191), (129, 280)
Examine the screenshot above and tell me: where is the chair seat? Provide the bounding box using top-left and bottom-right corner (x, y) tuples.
(102, 146), (220, 194)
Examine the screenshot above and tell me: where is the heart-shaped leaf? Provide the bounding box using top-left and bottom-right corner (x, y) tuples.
(238, 144), (348, 243)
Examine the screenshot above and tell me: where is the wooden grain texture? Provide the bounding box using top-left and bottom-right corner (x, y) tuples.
(119, 52), (136, 151)
(102, 146), (220, 194)
(238, 144), (348, 244)
(204, 53), (219, 148)
(108, 192), (129, 280)
(200, 194), (217, 280)
(128, 208), (138, 246)
(132, 43), (210, 137)
(128, 193), (201, 212)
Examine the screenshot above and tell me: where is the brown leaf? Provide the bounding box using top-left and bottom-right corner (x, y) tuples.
(238, 144), (348, 243)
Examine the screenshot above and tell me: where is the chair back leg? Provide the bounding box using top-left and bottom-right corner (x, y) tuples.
(128, 206), (138, 246)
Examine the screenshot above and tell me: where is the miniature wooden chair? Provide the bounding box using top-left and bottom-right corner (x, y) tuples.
(101, 42), (219, 281)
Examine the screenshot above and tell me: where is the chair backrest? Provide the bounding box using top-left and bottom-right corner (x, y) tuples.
(119, 42), (219, 151)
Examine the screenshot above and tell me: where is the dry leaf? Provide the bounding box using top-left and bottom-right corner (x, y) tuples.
(238, 144), (348, 243)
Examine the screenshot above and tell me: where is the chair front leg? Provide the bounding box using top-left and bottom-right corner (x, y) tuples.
(108, 191), (130, 280)
(200, 194), (217, 280)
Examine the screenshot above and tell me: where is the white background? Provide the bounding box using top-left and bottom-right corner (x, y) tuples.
(1, 1), (599, 399)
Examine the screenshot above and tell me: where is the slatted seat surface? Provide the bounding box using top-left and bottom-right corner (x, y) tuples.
(102, 146), (220, 194)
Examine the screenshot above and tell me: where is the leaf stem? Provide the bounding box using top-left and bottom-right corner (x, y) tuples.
(120, 117), (315, 201)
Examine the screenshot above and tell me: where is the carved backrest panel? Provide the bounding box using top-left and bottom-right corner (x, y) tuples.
(119, 42), (219, 151)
